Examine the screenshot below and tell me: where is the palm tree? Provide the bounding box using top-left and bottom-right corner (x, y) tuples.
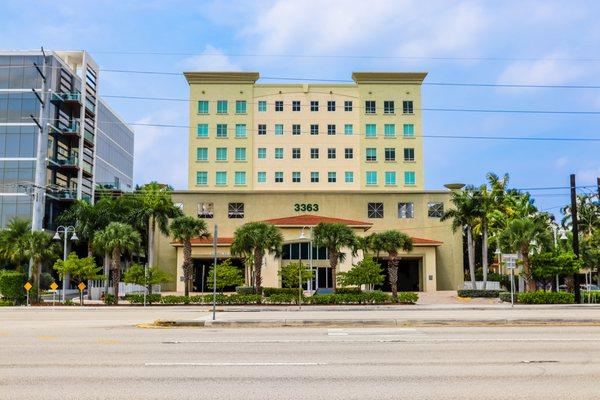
(169, 216), (209, 296)
(562, 194), (600, 237)
(230, 222), (283, 294)
(312, 222), (358, 292)
(25, 231), (58, 300)
(0, 218), (31, 271)
(368, 230), (413, 300)
(93, 222), (141, 303)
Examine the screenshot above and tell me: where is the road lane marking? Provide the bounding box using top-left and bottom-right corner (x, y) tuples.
(163, 338), (600, 344)
(328, 328), (420, 336)
(145, 362), (328, 367)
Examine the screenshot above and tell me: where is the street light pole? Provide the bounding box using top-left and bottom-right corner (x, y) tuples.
(53, 226), (78, 302)
(212, 224), (218, 321)
(570, 174), (582, 303)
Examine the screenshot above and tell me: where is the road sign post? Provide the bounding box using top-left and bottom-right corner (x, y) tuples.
(502, 254), (519, 307)
(24, 282), (32, 306)
(50, 282), (58, 306)
(77, 282), (86, 306)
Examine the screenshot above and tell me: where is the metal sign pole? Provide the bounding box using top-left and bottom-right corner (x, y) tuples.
(212, 224), (218, 321)
(510, 266), (515, 307)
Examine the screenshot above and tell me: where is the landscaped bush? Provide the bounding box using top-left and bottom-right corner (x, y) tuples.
(161, 295), (190, 304)
(518, 291), (574, 304)
(582, 291), (600, 303)
(264, 293), (300, 304)
(235, 285), (256, 295)
(125, 294), (162, 304)
(304, 291), (404, 305)
(103, 294), (117, 305)
(457, 289), (501, 298)
(225, 294), (262, 304)
(335, 287), (362, 295)
(262, 287), (301, 297)
(395, 292), (419, 304)
(499, 291), (514, 303)
(0, 271), (27, 305)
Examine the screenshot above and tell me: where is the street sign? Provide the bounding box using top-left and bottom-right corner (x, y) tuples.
(24, 282), (32, 291)
(50, 282), (58, 291)
(77, 282), (86, 291)
(502, 254), (519, 269)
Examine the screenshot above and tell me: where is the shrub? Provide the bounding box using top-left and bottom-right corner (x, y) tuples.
(335, 287), (362, 295)
(262, 287), (301, 297)
(161, 295), (190, 304)
(265, 293), (299, 304)
(395, 292), (419, 304)
(518, 291), (574, 304)
(499, 291), (514, 303)
(337, 257), (384, 288)
(582, 291), (600, 303)
(226, 294), (262, 304)
(304, 291), (398, 305)
(125, 294), (162, 304)
(457, 289), (501, 298)
(0, 271), (27, 305)
(235, 285), (256, 295)
(103, 294), (117, 305)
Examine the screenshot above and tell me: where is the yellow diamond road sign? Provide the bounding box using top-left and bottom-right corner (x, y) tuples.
(24, 282), (32, 291)
(77, 282), (86, 291)
(50, 282), (58, 291)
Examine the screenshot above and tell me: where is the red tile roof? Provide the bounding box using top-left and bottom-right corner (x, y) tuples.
(262, 214), (372, 228)
(412, 237), (443, 246)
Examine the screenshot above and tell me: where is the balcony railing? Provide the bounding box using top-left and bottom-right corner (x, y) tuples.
(50, 92), (81, 104)
(49, 156), (78, 167)
(51, 189), (77, 201)
(50, 121), (80, 136)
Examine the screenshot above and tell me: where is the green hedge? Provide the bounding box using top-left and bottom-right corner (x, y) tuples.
(264, 293), (300, 304)
(103, 294), (117, 305)
(394, 292), (419, 304)
(305, 291), (408, 304)
(499, 291), (514, 303)
(125, 294), (162, 304)
(0, 271), (27, 305)
(161, 294), (263, 305)
(457, 289), (501, 298)
(235, 285), (256, 295)
(518, 291), (574, 304)
(335, 287), (362, 294)
(262, 287), (301, 297)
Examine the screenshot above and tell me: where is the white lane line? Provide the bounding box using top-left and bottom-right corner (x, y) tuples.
(328, 328), (420, 336)
(145, 362), (328, 367)
(163, 338), (600, 344)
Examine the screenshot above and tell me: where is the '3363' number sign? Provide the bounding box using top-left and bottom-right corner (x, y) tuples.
(294, 203), (319, 212)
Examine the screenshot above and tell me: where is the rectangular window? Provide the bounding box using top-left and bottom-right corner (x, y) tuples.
(344, 148), (353, 159)
(385, 171), (396, 185)
(403, 124), (415, 137)
(292, 148), (301, 159)
(216, 124), (228, 138)
(344, 124), (353, 135)
(197, 124), (208, 138)
(198, 202), (214, 218)
(428, 202), (444, 218)
(398, 202), (414, 219)
(384, 100), (395, 114)
(275, 171), (283, 183)
(258, 100), (267, 112)
(327, 124), (336, 135)
(275, 124), (284, 135)
(235, 100), (247, 114)
(235, 124), (247, 138)
(310, 148), (319, 159)
(404, 148), (415, 162)
(366, 171), (377, 185)
(344, 100), (353, 111)
(311, 171), (319, 183)
(403, 100), (414, 114)
(234, 172), (246, 185)
(228, 202), (244, 218)
(292, 124), (301, 135)
(310, 124), (319, 135)
(365, 124), (376, 138)
(310, 101), (319, 111)
(327, 100), (336, 111)
(258, 124), (267, 135)
(366, 148), (377, 162)
(216, 171), (227, 186)
(328, 171), (336, 183)
(275, 148), (283, 159)
(385, 148), (395, 162)
(196, 147), (208, 161)
(196, 171), (207, 185)
(404, 171), (416, 185)
(365, 100), (376, 114)
(275, 100), (283, 111)
(216, 147), (227, 161)
(368, 202), (384, 218)
(217, 100), (228, 114)
(197, 100), (209, 114)
(292, 101), (301, 111)
(235, 147), (246, 161)
(257, 171), (266, 183)
(384, 124), (396, 137)
(345, 171), (354, 183)
(327, 148), (336, 159)
(292, 171), (301, 183)
(257, 148), (266, 159)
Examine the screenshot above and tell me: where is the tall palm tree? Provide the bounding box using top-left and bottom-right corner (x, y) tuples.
(25, 231), (59, 300)
(169, 216), (209, 296)
(93, 222), (141, 303)
(368, 230), (413, 300)
(0, 218), (31, 271)
(230, 222), (283, 294)
(562, 194), (600, 237)
(312, 222), (358, 292)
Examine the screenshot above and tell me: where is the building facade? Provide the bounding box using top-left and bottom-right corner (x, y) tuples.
(0, 50), (134, 229)
(153, 71), (463, 294)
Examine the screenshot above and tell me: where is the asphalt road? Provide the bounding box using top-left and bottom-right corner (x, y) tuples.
(2, 307), (600, 399)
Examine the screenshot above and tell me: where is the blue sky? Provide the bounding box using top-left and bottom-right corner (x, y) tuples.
(1, 0), (599, 214)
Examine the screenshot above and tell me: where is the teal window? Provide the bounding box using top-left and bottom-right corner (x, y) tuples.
(292, 171), (301, 183)
(366, 171), (377, 185)
(196, 171), (207, 185)
(197, 101), (209, 114)
(275, 171), (283, 183)
(365, 124), (376, 138)
(384, 124), (396, 137)
(257, 171), (266, 183)
(235, 100), (247, 114)
(257, 148), (266, 159)
(235, 147), (246, 161)
(235, 124), (247, 138)
(345, 171), (354, 183)
(217, 100), (228, 114)
(275, 148), (283, 159)
(275, 124), (284, 135)
(328, 172), (336, 183)
(258, 101), (267, 112)
(404, 171), (416, 185)
(234, 171), (246, 185)
(197, 124), (208, 138)
(216, 147), (227, 161)
(311, 172), (319, 183)
(403, 124), (415, 137)
(216, 124), (227, 138)
(366, 148), (377, 162)
(216, 171), (227, 185)
(344, 124), (353, 135)
(196, 147), (208, 161)
(385, 171), (396, 185)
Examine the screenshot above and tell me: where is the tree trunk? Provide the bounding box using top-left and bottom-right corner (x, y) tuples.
(112, 247), (121, 303)
(254, 249), (264, 295)
(183, 240), (192, 297)
(147, 216), (155, 268)
(34, 261), (41, 303)
(328, 250), (338, 292)
(482, 222), (488, 290)
(467, 227), (477, 290)
(388, 253), (399, 300)
(522, 249), (536, 292)
(87, 242), (93, 258)
(103, 251), (110, 295)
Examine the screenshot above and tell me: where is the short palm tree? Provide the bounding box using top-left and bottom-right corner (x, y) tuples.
(93, 222), (141, 302)
(25, 231), (59, 300)
(312, 222), (358, 292)
(368, 230), (413, 300)
(169, 216), (209, 296)
(0, 218), (31, 271)
(231, 222), (283, 294)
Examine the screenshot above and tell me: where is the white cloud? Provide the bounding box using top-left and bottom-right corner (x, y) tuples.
(555, 157), (569, 168)
(576, 166), (600, 185)
(179, 45), (240, 71)
(497, 52), (588, 86)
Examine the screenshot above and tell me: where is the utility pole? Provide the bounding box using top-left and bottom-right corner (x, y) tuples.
(570, 174), (581, 304)
(597, 177), (600, 200)
(212, 224), (218, 321)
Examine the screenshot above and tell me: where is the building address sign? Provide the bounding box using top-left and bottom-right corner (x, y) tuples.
(294, 203), (319, 212)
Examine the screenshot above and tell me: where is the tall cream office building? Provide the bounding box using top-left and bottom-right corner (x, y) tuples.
(155, 72), (464, 293)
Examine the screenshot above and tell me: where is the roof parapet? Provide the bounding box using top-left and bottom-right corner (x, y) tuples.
(351, 72), (427, 84)
(184, 71), (260, 84)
